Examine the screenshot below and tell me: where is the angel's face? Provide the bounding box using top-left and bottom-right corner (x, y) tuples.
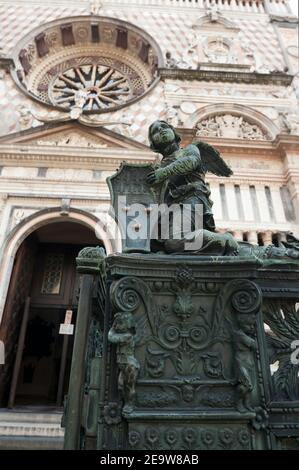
(238, 314), (255, 335)
(182, 385), (194, 402)
(150, 120), (176, 147)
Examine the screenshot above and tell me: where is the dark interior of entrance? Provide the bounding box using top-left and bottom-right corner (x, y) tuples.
(0, 221), (101, 408)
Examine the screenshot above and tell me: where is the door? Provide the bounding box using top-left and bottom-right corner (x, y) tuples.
(10, 244), (82, 407)
(0, 236), (37, 405)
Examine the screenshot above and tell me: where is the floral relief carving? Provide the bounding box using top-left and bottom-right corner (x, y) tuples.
(128, 425), (251, 450)
(196, 114), (270, 140)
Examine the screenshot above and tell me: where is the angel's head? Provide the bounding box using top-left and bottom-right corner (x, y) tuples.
(113, 312), (134, 333)
(181, 384), (194, 403)
(148, 120), (181, 152)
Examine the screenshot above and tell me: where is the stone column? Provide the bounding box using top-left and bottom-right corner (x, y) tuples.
(209, 181), (222, 221)
(225, 183), (239, 221)
(288, 180), (299, 222)
(0, 194), (7, 218)
(255, 186), (271, 223)
(271, 185), (286, 224)
(282, 150), (299, 233)
(239, 184), (254, 221)
(261, 230), (273, 246)
(247, 230), (258, 245)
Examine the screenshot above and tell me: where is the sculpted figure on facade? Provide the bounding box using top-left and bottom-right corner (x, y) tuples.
(165, 105), (180, 128)
(17, 105), (33, 130)
(165, 51), (178, 69)
(90, 0), (102, 15)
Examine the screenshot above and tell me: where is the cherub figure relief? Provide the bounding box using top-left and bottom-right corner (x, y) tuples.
(233, 313), (257, 412)
(108, 312), (140, 413)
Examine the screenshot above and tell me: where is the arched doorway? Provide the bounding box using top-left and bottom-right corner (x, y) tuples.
(0, 219), (101, 409)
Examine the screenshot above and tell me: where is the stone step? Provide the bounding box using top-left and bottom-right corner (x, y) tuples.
(0, 408), (64, 450)
(0, 436), (64, 450)
(0, 409), (63, 424)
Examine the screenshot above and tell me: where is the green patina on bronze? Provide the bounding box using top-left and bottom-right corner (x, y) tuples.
(64, 122), (299, 450)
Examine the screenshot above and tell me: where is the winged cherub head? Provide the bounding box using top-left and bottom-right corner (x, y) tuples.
(148, 120), (181, 153)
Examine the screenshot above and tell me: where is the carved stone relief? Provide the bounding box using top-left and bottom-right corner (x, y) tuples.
(196, 114), (270, 140)
(165, 105), (181, 128)
(10, 208), (35, 229)
(165, 29), (277, 74)
(35, 131), (108, 148)
(17, 105), (33, 130)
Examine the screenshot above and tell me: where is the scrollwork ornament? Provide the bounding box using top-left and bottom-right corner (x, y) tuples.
(162, 325), (181, 347)
(188, 325), (209, 348)
(111, 278), (141, 312)
(118, 288), (140, 311)
(231, 280), (262, 314)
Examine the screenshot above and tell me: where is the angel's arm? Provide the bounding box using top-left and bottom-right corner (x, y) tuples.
(108, 330), (132, 344)
(147, 145), (201, 185)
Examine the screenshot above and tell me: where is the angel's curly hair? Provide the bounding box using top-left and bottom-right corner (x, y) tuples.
(148, 120), (181, 152)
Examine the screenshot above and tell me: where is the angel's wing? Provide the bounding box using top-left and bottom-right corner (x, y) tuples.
(194, 141), (233, 177)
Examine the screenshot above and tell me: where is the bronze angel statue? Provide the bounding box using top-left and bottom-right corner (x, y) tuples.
(146, 119), (238, 254)
(146, 119), (299, 260)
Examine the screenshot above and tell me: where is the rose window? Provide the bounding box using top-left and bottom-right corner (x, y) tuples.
(11, 17), (162, 113)
(50, 64), (131, 111)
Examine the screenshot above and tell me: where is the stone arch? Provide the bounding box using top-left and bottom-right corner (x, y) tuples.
(0, 207), (119, 324)
(185, 103), (280, 140)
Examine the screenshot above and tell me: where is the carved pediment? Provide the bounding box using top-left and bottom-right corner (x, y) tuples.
(30, 130), (109, 148)
(0, 122), (148, 150)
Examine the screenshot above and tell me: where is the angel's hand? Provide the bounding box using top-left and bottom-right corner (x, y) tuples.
(146, 169), (165, 185)
(120, 333), (133, 343)
(146, 171), (157, 185)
